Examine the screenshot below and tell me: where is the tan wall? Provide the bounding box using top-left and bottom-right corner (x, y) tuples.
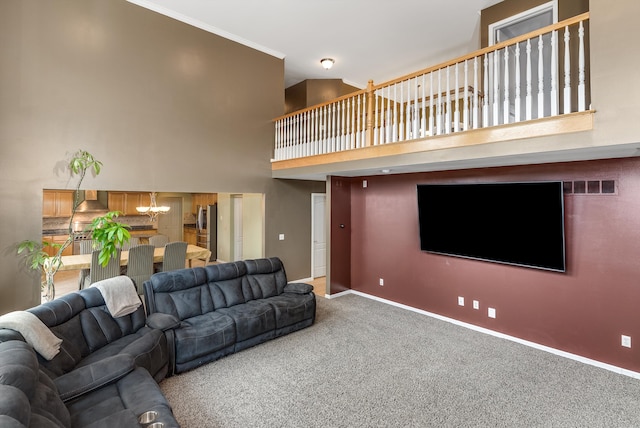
(0, 0), (324, 312)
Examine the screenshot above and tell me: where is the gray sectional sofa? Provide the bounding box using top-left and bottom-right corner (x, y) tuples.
(0, 257), (316, 426)
(0, 286), (179, 427)
(144, 257), (316, 374)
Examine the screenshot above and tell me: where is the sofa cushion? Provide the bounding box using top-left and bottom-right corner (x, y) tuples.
(217, 300), (276, 342)
(174, 312), (236, 364)
(244, 257), (288, 298)
(205, 262), (247, 308)
(146, 268), (212, 318)
(266, 293), (316, 329)
(66, 367), (178, 428)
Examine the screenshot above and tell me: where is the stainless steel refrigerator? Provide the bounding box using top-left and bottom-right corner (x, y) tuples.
(196, 204), (217, 262)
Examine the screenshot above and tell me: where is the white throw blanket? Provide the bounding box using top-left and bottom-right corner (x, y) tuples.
(0, 311), (62, 360)
(91, 276), (141, 317)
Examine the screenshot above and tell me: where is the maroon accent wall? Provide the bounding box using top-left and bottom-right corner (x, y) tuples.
(348, 158), (640, 372)
(330, 177), (352, 294)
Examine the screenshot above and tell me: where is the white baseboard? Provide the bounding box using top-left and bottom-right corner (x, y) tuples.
(333, 289), (640, 380)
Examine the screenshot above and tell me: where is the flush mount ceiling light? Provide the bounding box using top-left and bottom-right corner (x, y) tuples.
(320, 58), (335, 70)
(381, 169), (391, 174)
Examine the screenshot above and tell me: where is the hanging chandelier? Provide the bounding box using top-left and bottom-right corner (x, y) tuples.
(136, 192), (170, 221)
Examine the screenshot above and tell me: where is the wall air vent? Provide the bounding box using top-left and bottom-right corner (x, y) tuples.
(563, 180), (616, 195)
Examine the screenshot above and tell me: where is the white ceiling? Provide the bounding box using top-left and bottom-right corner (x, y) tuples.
(127, 0), (503, 89)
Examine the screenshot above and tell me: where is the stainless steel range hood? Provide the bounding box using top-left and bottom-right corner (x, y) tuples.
(75, 190), (108, 213)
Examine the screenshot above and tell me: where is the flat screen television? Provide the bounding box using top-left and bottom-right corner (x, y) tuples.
(417, 181), (566, 272)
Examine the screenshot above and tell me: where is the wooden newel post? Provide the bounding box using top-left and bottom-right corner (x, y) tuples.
(365, 80), (374, 147)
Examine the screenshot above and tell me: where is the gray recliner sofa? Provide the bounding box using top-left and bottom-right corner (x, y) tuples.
(144, 257), (316, 374)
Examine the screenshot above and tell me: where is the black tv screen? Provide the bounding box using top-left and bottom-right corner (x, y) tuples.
(417, 182), (565, 272)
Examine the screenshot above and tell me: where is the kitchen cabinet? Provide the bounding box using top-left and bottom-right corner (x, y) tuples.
(43, 190), (74, 217)
(42, 235), (73, 257)
(191, 193), (217, 214)
(108, 192), (151, 216)
(183, 227), (197, 246)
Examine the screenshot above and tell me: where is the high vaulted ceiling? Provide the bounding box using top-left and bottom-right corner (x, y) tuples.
(127, 0), (503, 89)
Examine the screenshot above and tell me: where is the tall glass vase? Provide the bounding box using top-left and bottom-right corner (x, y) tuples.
(41, 262), (56, 303)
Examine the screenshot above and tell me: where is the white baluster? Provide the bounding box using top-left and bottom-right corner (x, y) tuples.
(293, 116), (298, 158)
(413, 77), (419, 139)
(346, 97), (352, 150)
(302, 111), (308, 157)
(463, 61), (469, 131)
(320, 106), (326, 154)
(361, 92), (367, 145)
(503, 47), (510, 125)
(386, 86), (391, 144)
(374, 91), (379, 145)
(421, 74), (427, 137)
(551, 30), (559, 116)
(408, 80), (413, 139)
(393, 84), (398, 142)
(356, 94), (362, 147)
(514, 43), (521, 122)
(351, 96), (357, 148)
(454, 64), (460, 132)
(482, 54), (489, 127)
(526, 39), (532, 120)
(429, 72), (435, 135)
(493, 51), (499, 126)
(437, 69), (442, 135)
(399, 83), (405, 141)
(538, 35), (545, 119)
(472, 57), (478, 129)
(564, 25), (571, 114)
(446, 66), (451, 134)
(310, 109), (315, 155)
(578, 21), (586, 111)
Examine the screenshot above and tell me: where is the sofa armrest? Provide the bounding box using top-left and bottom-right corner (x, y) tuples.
(284, 282), (314, 294)
(0, 328), (25, 343)
(146, 313), (180, 331)
(54, 354), (135, 402)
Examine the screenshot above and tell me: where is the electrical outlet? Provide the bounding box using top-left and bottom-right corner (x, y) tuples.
(622, 335), (632, 348)
(379, 278), (384, 286)
(488, 307), (496, 318)
(363, 180), (368, 188)
(278, 234), (285, 241)
(458, 296), (464, 306)
(473, 300), (480, 310)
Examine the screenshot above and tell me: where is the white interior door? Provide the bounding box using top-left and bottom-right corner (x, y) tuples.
(157, 197), (183, 242)
(232, 195), (243, 261)
(312, 193), (326, 278)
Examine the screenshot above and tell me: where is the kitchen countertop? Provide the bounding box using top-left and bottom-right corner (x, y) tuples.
(43, 225), (156, 236)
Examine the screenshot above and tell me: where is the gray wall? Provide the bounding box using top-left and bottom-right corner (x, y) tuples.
(0, 0), (323, 312)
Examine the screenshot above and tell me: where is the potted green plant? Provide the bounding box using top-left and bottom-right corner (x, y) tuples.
(17, 150), (130, 301)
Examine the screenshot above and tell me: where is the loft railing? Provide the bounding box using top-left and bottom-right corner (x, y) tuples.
(273, 12), (590, 162)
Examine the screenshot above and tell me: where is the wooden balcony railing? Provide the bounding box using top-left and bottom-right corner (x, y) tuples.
(273, 12), (590, 162)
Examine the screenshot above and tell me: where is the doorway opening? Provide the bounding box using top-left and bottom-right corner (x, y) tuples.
(311, 193), (326, 282)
